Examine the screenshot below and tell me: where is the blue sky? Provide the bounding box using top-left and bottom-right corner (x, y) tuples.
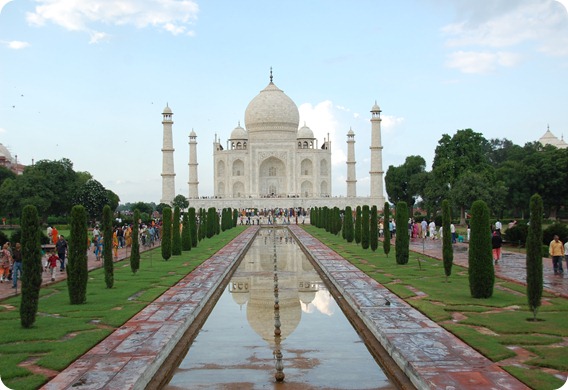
(1, 0), (567, 204)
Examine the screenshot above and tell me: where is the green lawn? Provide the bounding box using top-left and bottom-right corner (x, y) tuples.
(0, 226), (247, 390)
(302, 225), (567, 390)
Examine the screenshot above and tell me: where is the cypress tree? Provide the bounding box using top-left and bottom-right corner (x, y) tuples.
(181, 212), (192, 251)
(442, 199), (453, 281)
(370, 205), (378, 252)
(172, 206), (182, 255)
(468, 200), (494, 298)
(130, 210), (140, 271)
(20, 205), (42, 328)
(344, 206), (354, 243)
(199, 208), (206, 241)
(361, 205), (370, 249)
(161, 207), (172, 261)
(526, 194), (543, 320)
(67, 205), (89, 304)
(232, 208), (238, 227)
(215, 208), (220, 235)
(383, 202), (391, 257)
(189, 207), (198, 247)
(102, 205), (114, 287)
(333, 207), (341, 235)
(207, 207), (216, 238)
(395, 201), (409, 264)
(355, 206), (362, 244)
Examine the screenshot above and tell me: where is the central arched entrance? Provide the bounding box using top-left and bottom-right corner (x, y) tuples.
(259, 157), (287, 197)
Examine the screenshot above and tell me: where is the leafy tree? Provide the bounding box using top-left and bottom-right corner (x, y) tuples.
(155, 202), (169, 214)
(355, 206), (362, 244)
(526, 194), (543, 321)
(19, 205), (42, 328)
(188, 207), (198, 247)
(442, 199), (453, 281)
(385, 155), (427, 216)
(130, 202), (154, 215)
(172, 194), (189, 210)
(130, 210), (140, 272)
(344, 206), (354, 243)
(105, 190), (120, 212)
(181, 211), (192, 251)
(0, 165), (16, 186)
(172, 206), (182, 255)
(102, 205), (114, 288)
(468, 200), (494, 298)
(67, 205), (89, 304)
(370, 205), (378, 252)
(383, 202), (391, 257)
(74, 179), (110, 222)
(161, 207), (172, 261)
(361, 205), (370, 249)
(395, 201), (409, 264)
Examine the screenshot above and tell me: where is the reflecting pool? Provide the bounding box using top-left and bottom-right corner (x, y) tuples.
(165, 227), (395, 389)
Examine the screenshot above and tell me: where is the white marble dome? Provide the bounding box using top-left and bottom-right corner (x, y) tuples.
(0, 143), (13, 162)
(297, 123), (314, 139)
(230, 123), (247, 140)
(244, 82), (299, 140)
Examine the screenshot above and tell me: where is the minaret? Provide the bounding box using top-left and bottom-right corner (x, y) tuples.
(369, 102), (385, 207)
(188, 129), (199, 199)
(346, 128), (357, 197)
(160, 104), (176, 205)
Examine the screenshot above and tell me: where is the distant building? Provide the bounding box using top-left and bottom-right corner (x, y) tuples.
(539, 126), (567, 149)
(0, 143), (25, 175)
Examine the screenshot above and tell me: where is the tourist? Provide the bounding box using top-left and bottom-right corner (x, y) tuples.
(0, 242), (12, 283)
(565, 240), (568, 272)
(421, 219), (427, 239)
(549, 235), (564, 275)
(495, 220), (502, 232)
(492, 230), (503, 264)
(466, 222), (471, 241)
(51, 226), (59, 245)
(46, 250), (59, 281)
(11, 243), (22, 289)
(113, 230), (119, 259)
(428, 220), (436, 239)
(450, 223), (456, 243)
(56, 235), (68, 271)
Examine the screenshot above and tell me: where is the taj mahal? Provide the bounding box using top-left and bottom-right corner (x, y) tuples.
(160, 72), (386, 211)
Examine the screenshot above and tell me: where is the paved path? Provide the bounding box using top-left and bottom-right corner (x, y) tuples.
(0, 241), (160, 300)
(407, 237), (568, 299)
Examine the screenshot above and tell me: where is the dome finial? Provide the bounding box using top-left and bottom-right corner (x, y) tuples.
(270, 67), (273, 83)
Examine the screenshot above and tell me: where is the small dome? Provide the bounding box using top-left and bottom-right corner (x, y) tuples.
(0, 143), (13, 162)
(297, 123), (314, 139)
(189, 129), (196, 137)
(347, 128), (355, 136)
(230, 122), (248, 140)
(244, 81), (299, 139)
(162, 105), (172, 114)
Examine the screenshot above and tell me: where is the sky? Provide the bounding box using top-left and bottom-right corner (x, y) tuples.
(1, 0), (567, 204)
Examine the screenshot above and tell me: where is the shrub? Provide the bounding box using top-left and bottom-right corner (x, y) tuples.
(67, 205), (89, 304)
(543, 222), (568, 246)
(20, 205), (42, 328)
(102, 205), (114, 287)
(172, 206), (182, 255)
(504, 224), (528, 246)
(355, 206), (362, 244)
(468, 200), (494, 298)
(526, 194), (543, 321)
(395, 201), (409, 264)
(383, 203), (391, 257)
(161, 207), (172, 261)
(442, 199), (453, 281)
(361, 205), (370, 249)
(344, 206), (354, 243)
(130, 210), (140, 273)
(181, 212), (192, 251)
(370, 205), (378, 252)
(189, 207), (198, 247)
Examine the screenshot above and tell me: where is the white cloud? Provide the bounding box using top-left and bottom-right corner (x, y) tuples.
(0, 127), (6, 134)
(442, 0), (568, 72)
(446, 50), (521, 74)
(381, 115), (405, 134)
(2, 40), (31, 49)
(26, 0), (199, 42)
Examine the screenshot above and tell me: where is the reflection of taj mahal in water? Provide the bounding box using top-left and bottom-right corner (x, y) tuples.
(228, 228), (323, 342)
(160, 71), (386, 211)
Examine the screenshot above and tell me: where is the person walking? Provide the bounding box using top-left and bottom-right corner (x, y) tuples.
(550, 235), (564, 275)
(565, 240), (568, 274)
(46, 251), (59, 281)
(11, 243), (22, 289)
(0, 243), (12, 283)
(492, 230), (503, 264)
(56, 235), (68, 271)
